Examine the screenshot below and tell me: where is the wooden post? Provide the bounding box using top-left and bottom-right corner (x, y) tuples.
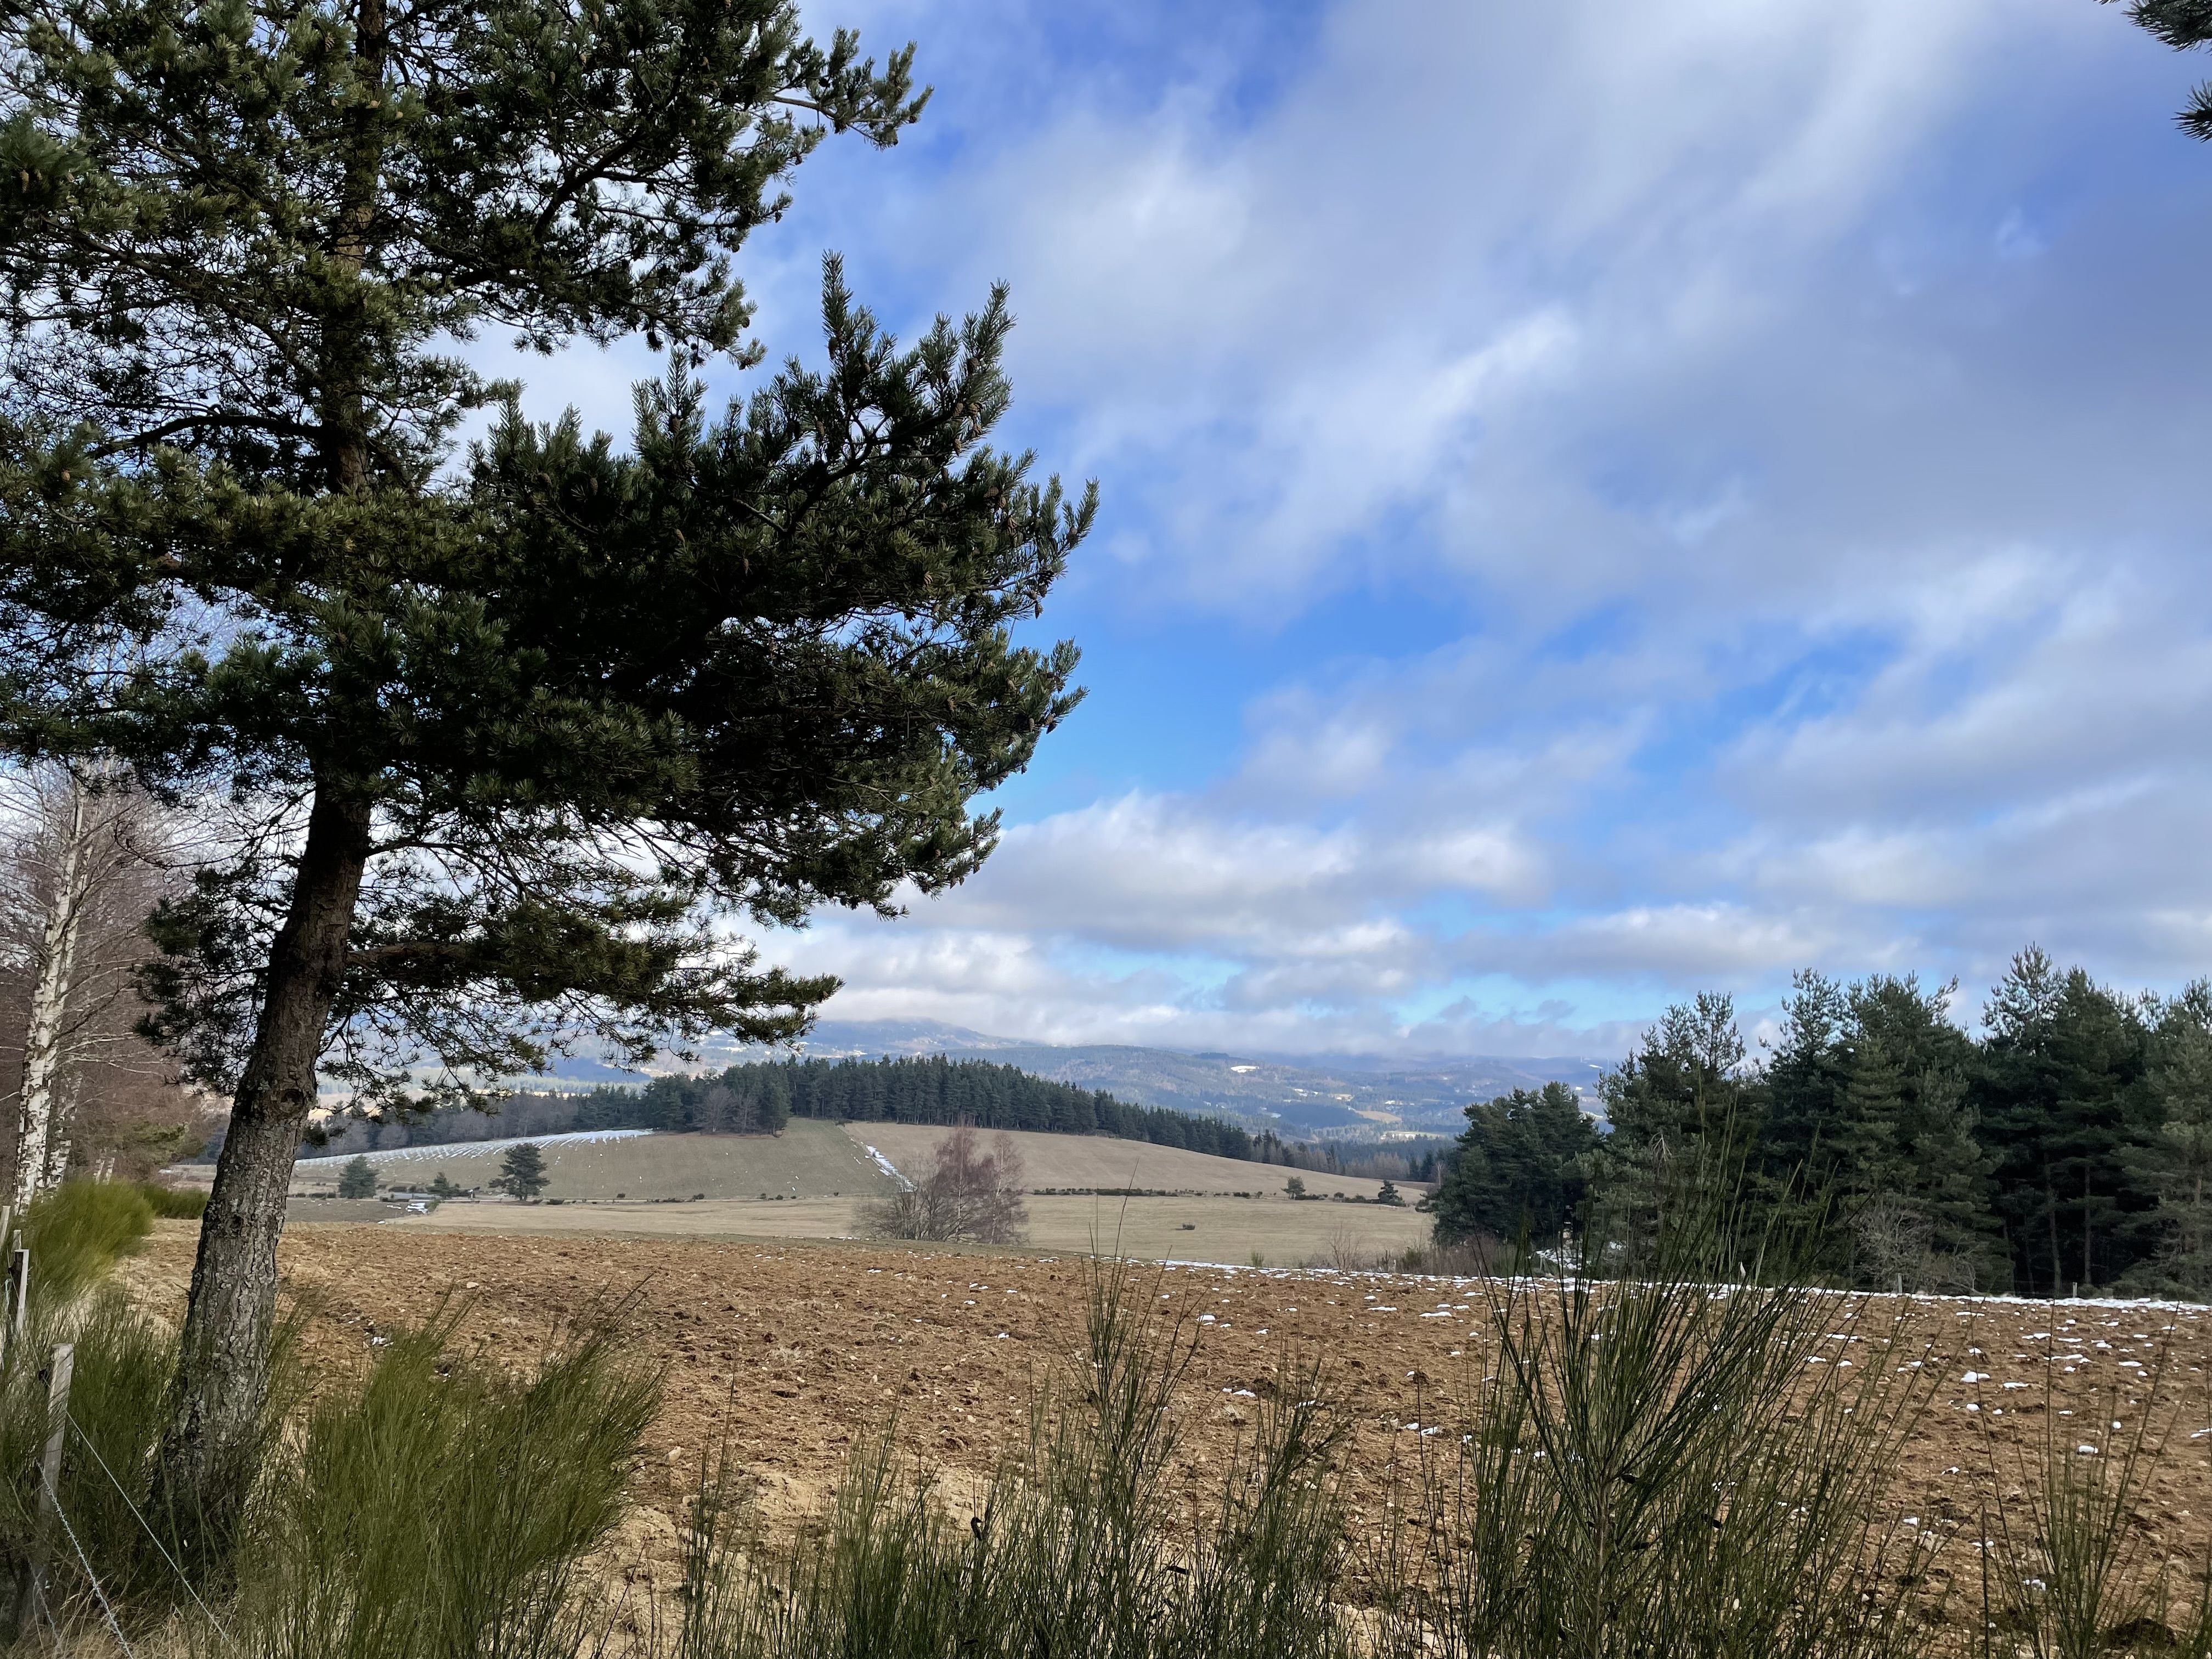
(4, 1246), (25, 1361)
(3, 1343), (73, 1643)
(0, 1207), (13, 1373)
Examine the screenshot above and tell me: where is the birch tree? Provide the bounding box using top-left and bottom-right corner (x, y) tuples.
(0, 759), (180, 1201)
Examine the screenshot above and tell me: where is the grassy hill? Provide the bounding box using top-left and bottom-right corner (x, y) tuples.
(847, 1123), (1412, 1201)
(294, 1120), (1424, 1205)
(285, 1121), (1437, 1263)
(292, 1120), (894, 1202)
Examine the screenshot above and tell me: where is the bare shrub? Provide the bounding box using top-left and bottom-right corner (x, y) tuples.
(859, 1125), (1030, 1244)
(1298, 1226), (1381, 1273)
(1852, 1192), (1934, 1291)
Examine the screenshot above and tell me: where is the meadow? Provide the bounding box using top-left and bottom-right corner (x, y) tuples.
(289, 1124), (1406, 1204)
(281, 1125), (1434, 1265)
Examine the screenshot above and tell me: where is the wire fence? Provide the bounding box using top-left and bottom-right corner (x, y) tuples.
(0, 1200), (234, 1657)
(65, 1415), (232, 1646)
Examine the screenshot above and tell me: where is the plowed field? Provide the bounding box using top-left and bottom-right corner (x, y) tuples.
(121, 1221), (2212, 1627)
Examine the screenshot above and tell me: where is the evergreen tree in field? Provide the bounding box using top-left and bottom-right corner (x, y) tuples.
(1973, 949), (2155, 1296)
(1756, 970), (1855, 1249)
(2103, 0), (2212, 137)
(1430, 1083), (1595, 1246)
(0, 0), (1091, 1526)
(1763, 971), (2000, 1291)
(336, 1155), (376, 1199)
(2126, 980), (2212, 1295)
(1584, 993), (1758, 1251)
(495, 1141), (548, 1202)
(1843, 974), (2001, 1290)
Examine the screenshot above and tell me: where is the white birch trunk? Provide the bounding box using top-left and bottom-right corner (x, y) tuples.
(13, 771), (94, 1207)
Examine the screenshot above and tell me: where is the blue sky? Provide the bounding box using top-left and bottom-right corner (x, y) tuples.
(507, 0), (2212, 1059)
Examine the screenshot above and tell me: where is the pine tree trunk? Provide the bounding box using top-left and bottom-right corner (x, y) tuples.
(2046, 1170), (2062, 1297)
(2083, 1164), (2094, 1291)
(12, 770), (93, 1207)
(156, 787), (370, 1539)
(155, 0), (390, 1539)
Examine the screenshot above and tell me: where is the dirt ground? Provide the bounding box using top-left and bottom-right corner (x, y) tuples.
(121, 1221), (2212, 1630)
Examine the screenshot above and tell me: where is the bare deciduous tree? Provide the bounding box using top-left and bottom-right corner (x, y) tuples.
(860, 1126), (1029, 1244)
(0, 760), (202, 1198)
(1852, 1193), (1934, 1292)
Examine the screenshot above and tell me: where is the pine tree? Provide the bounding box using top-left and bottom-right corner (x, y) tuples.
(2128, 981), (2212, 1295)
(1756, 970), (1856, 1258)
(1585, 992), (1758, 1251)
(1845, 975), (2000, 1291)
(2103, 0), (2212, 137)
(1430, 1083), (1595, 1245)
(1974, 949), (2155, 1295)
(0, 0), (1092, 1526)
(495, 1141), (549, 1201)
(336, 1154), (375, 1199)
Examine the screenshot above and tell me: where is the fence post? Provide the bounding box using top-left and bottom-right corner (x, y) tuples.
(2, 1245), (26, 1369)
(3, 1342), (73, 1643)
(0, 1207), (12, 1373)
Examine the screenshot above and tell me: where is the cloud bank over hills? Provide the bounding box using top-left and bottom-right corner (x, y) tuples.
(518, 0), (2212, 1054)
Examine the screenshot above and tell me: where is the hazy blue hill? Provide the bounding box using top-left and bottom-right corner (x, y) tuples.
(787, 1018), (1029, 1057)
(503, 1019), (1610, 1136)
(778, 1025), (1609, 1135)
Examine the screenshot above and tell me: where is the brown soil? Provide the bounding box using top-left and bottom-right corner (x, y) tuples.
(121, 1221), (2212, 1628)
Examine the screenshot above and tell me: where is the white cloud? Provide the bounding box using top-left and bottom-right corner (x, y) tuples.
(520, 0), (2212, 1052)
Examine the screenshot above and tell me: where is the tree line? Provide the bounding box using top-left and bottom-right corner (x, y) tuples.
(1430, 948), (2212, 1299)
(308, 1053), (1452, 1178)
(770, 1053), (1266, 1156)
(315, 1056), (1272, 1164)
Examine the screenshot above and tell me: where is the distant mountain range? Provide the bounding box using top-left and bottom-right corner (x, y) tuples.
(691, 1018), (1610, 1138)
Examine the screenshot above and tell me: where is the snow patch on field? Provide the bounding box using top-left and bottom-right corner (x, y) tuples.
(862, 1145), (910, 1189)
(297, 1128), (653, 1167)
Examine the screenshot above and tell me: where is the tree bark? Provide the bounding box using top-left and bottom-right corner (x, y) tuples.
(156, 786), (370, 1541)
(2046, 1169), (2062, 1299)
(2083, 1163), (2094, 1292)
(12, 769), (92, 1207)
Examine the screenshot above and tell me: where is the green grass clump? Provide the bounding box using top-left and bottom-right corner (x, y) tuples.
(1380, 1238), (1934, 1659)
(0, 1285), (180, 1622)
(16, 1181), (156, 1305)
(225, 1307), (658, 1659)
(138, 1184), (210, 1220)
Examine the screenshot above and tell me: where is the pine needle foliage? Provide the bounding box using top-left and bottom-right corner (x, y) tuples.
(0, 0), (1093, 1515)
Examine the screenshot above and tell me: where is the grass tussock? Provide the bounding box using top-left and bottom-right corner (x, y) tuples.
(16, 1181), (156, 1304)
(1965, 1352), (2212, 1659)
(1378, 1227), (1939, 1659)
(137, 1184), (210, 1221)
(221, 1305), (659, 1659)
